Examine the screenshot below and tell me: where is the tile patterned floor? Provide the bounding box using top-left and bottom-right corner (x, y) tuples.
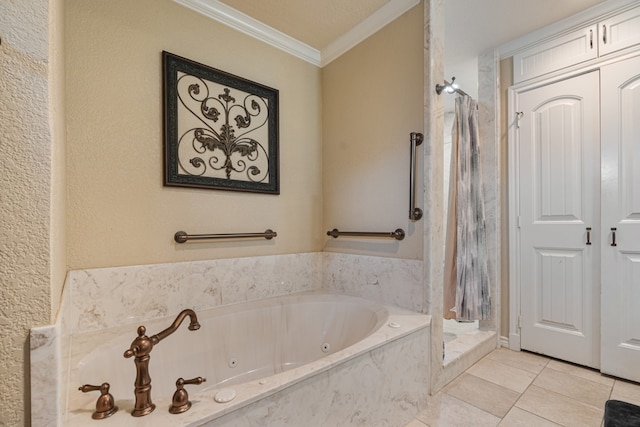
(406, 348), (640, 427)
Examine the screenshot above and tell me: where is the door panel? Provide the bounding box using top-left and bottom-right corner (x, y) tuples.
(601, 55), (640, 382)
(535, 100), (584, 221)
(518, 71), (600, 368)
(536, 248), (584, 332)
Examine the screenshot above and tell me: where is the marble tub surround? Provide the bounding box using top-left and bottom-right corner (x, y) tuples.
(63, 252), (322, 334)
(323, 252), (425, 312)
(31, 251), (428, 426)
(30, 325), (61, 427)
(209, 325), (430, 427)
(65, 294), (431, 426)
(62, 252), (423, 335)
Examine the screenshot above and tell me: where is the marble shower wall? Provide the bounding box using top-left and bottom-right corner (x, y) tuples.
(424, 0), (447, 390)
(424, 0), (500, 393)
(478, 47), (501, 332)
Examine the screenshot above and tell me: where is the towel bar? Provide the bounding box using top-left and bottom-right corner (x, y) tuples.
(326, 228), (405, 241)
(174, 230), (277, 243)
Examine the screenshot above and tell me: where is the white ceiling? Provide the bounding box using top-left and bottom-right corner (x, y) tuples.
(214, 0), (609, 89)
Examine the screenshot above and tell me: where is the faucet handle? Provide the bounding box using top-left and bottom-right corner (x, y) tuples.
(79, 382), (118, 419)
(169, 377), (206, 414)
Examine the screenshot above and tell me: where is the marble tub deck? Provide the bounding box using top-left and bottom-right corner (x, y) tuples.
(64, 299), (430, 426)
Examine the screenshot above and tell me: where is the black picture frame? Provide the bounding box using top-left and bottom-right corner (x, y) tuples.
(163, 51), (279, 194)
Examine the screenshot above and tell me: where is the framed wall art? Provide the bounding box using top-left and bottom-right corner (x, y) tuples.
(163, 51), (279, 194)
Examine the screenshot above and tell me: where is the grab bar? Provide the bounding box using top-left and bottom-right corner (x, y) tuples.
(174, 229), (277, 243)
(326, 228), (405, 241)
(409, 132), (424, 221)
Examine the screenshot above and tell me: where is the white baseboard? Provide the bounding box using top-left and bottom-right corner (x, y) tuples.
(499, 336), (509, 348)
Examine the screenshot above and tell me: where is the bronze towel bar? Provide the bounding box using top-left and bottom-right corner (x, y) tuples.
(174, 229), (277, 243)
(326, 228), (405, 241)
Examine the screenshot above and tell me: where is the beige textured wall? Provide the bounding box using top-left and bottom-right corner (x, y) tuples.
(65, 0), (323, 269)
(0, 0), (60, 424)
(322, 3), (424, 259)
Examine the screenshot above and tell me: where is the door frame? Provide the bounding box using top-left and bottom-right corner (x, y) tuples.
(507, 85), (522, 351)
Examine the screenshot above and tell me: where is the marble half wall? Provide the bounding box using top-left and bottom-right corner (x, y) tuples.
(30, 325), (60, 427)
(62, 252), (425, 335)
(63, 253), (322, 334)
(323, 252), (425, 313)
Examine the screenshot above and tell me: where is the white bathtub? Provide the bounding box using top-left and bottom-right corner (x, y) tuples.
(66, 292), (430, 426)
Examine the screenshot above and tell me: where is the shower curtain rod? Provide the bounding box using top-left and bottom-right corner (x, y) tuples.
(435, 77), (470, 97)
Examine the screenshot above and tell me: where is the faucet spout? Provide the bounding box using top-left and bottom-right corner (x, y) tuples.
(151, 309), (200, 344)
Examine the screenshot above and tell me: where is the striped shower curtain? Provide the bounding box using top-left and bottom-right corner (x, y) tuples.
(443, 94), (491, 321)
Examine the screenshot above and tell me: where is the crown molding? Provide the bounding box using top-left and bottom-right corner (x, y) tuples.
(321, 0), (420, 67)
(173, 0), (322, 66)
(173, 0), (420, 68)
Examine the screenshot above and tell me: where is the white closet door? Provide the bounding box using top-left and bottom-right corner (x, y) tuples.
(601, 54), (640, 383)
(517, 71), (601, 368)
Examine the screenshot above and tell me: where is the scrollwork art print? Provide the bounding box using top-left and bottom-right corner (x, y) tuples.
(163, 51), (279, 193)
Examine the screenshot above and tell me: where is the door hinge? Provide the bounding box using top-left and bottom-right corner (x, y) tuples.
(517, 215), (521, 229)
(518, 315), (522, 330)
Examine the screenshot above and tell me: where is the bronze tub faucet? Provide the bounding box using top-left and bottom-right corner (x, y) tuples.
(123, 309), (200, 417)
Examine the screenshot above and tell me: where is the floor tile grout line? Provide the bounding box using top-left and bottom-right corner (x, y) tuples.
(450, 353), (557, 425)
(504, 407), (566, 426)
(487, 349), (556, 374)
(442, 353), (548, 422)
(531, 357), (615, 416)
(465, 351), (547, 394)
(517, 383), (608, 426)
(441, 354), (555, 426)
(545, 360), (618, 389)
(440, 375), (510, 420)
(439, 389), (503, 423)
(498, 354), (553, 424)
